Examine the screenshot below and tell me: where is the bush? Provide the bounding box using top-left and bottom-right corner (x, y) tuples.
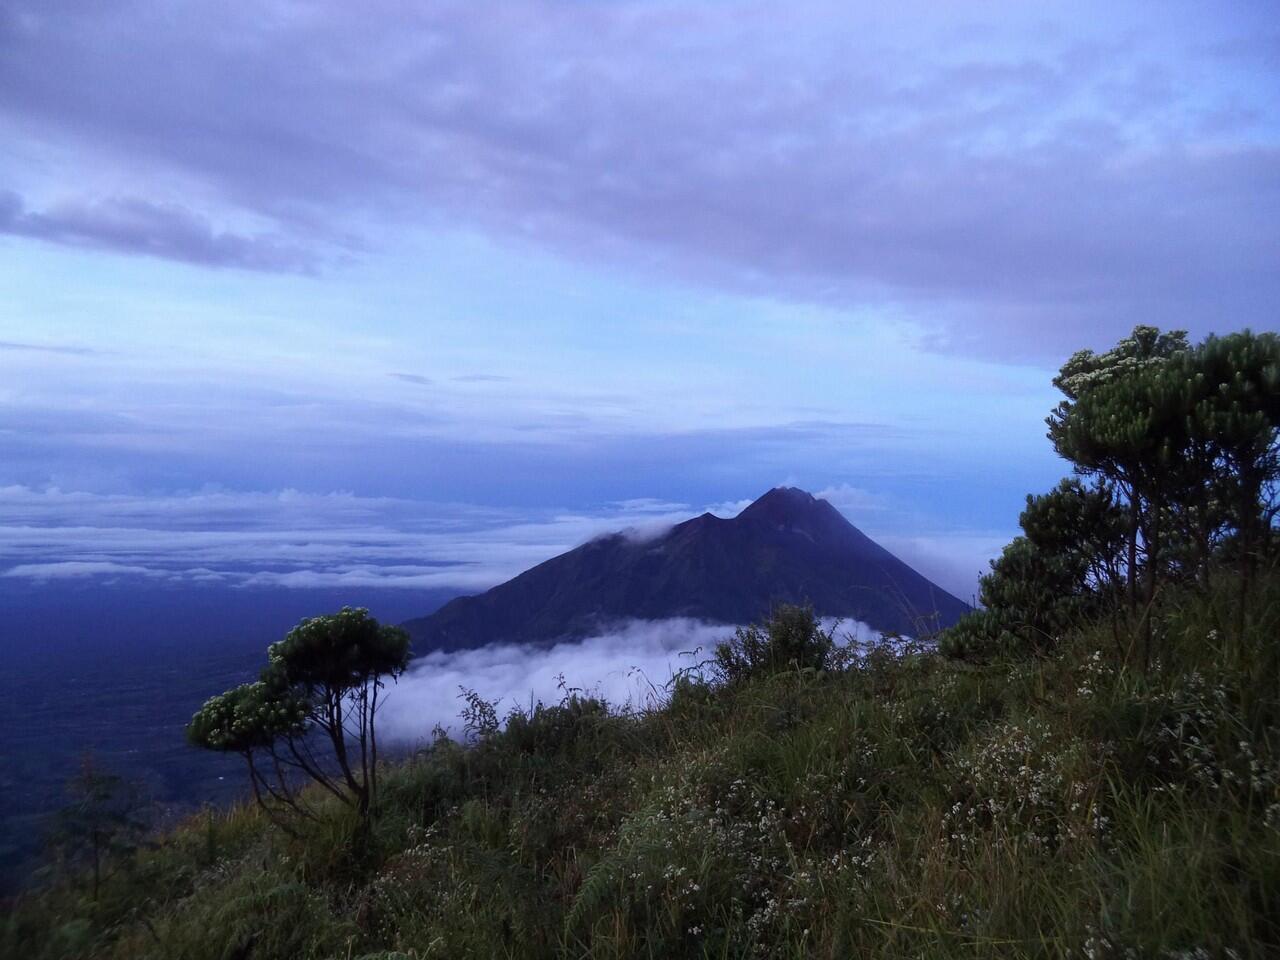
(500, 695), (611, 758)
(712, 604), (834, 683)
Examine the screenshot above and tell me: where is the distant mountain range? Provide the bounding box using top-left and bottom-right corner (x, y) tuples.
(403, 487), (970, 650)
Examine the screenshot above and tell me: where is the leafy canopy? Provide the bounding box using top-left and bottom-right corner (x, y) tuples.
(946, 326), (1280, 664)
(265, 606), (410, 692)
(187, 607), (411, 825)
(712, 604), (834, 683)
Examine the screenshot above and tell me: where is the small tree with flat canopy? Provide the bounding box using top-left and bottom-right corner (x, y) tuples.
(185, 677), (311, 831)
(188, 607), (410, 826)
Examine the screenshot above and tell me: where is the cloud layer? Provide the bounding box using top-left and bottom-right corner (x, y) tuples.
(3, 1), (1276, 357)
(378, 616), (880, 744)
(0, 191), (314, 272)
(0, 485), (747, 593)
(0, 482), (1006, 602)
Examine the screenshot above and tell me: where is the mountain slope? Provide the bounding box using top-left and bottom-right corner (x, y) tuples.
(403, 488), (970, 650)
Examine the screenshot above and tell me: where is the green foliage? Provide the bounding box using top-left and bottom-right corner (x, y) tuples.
(980, 537), (1088, 650)
(6, 574), (1280, 958)
(1176, 331), (1280, 567)
(500, 695), (611, 758)
(1019, 478), (1127, 593)
(142, 874), (357, 960)
(188, 607), (411, 824)
(185, 679), (307, 754)
(935, 607), (1003, 660)
(266, 606), (411, 693)
(458, 685), (500, 741)
(1053, 325), (1189, 393)
(1047, 327), (1195, 588)
(565, 800), (763, 955)
(948, 325), (1280, 664)
(1049, 327), (1280, 576)
(940, 480), (1126, 659)
(712, 604), (834, 683)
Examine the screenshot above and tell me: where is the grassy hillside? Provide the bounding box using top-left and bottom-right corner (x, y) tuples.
(4, 570), (1278, 958)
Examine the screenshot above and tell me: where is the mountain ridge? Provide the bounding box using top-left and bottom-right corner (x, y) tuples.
(403, 487), (971, 650)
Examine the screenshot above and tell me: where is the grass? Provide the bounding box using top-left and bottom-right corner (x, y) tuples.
(4, 571), (1279, 959)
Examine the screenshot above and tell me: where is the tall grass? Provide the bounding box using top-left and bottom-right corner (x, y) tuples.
(5, 572), (1278, 958)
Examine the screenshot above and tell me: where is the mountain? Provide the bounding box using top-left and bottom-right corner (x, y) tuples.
(403, 487), (971, 650)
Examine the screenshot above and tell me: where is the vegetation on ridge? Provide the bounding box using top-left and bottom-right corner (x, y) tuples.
(187, 607), (411, 828)
(942, 326), (1279, 667)
(3, 325), (1278, 958)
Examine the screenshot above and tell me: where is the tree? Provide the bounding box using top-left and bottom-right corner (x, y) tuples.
(940, 479), (1126, 660)
(1048, 328), (1190, 623)
(1051, 326), (1190, 401)
(188, 607), (411, 826)
(1047, 326), (1201, 666)
(1020, 479), (1128, 596)
(1177, 330), (1280, 625)
(186, 678), (311, 831)
(948, 326), (1280, 666)
(47, 756), (148, 901)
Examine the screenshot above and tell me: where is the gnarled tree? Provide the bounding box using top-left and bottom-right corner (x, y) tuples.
(188, 607), (410, 825)
(948, 326), (1280, 667)
(1047, 326), (1191, 646)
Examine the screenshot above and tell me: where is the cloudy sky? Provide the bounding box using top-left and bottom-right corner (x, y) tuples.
(2, 0), (1277, 602)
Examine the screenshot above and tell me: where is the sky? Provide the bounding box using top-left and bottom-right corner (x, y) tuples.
(2, 0), (1278, 605)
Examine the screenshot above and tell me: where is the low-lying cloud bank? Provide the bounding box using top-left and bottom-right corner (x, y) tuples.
(0, 483), (1005, 601)
(378, 616), (880, 745)
(0, 485), (717, 592)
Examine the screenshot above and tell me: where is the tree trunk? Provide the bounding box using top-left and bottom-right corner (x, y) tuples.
(1143, 500), (1161, 672)
(369, 680), (380, 814)
(1122, 485), (1141, 666)
(1127, 491), (1140, 622)
(326, 695), (368, 816)
(1237, 483), (1256, 643)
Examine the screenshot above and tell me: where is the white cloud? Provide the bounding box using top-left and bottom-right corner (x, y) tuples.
(0, 482), (1006, 602)
(608, 498), (689, 514)
(706, 498), (753, 518)
(873, 533), (1011, 602)
(378, 616), (879, 744)
(0, 484), (711, 591)
(4, 2), (1275, 349)
(615, 521), (679, 545)
(1, 560), (165, 579)
(814, 483), (888, 517)
(237, 565), (502, 591)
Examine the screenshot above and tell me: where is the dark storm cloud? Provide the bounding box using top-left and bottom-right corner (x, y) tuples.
(2, 1), (1276, 357)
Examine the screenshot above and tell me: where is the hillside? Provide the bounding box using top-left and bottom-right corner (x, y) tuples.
(9, 327), (1279, 958)
(5, 568), (1277, 958)
(404, 487), (971, 650)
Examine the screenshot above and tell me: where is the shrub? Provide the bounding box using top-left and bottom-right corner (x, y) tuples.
(712, 604), (834, 683)
(501, 695), (611, 758)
